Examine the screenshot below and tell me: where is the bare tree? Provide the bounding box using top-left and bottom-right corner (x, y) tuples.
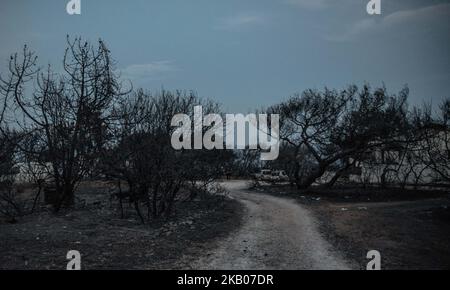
(231, 149), (260, 178)
(271, 85), (410, 189)
(102, 90), (229, 222)
(0, 37), (127, 212)
(0, 86), (21, 219)
(418, 99), (450, 183)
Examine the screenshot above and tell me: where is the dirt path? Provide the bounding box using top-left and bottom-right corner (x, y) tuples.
(192, 180), (352, 270)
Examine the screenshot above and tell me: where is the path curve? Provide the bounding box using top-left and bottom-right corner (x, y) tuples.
(193, 180), (351, 270)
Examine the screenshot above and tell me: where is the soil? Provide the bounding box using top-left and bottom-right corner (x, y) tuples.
(3, 180), (449, 270)
(0, 181), (244, 270)
(193, 181), (351, 269)
(252, 182), (450, 269)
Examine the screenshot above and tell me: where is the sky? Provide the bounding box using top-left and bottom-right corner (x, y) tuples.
(0, 0), (449, 112)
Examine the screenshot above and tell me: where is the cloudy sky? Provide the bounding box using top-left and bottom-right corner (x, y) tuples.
(0, 0), (449, 111)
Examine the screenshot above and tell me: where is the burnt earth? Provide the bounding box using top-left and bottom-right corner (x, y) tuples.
(0, 183), (243, 270)
(251, 183), (450, 270)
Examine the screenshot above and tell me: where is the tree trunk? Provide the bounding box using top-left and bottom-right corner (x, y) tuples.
(54, 183), (74, 212)
(326, 170), (344, 188)
(325, 161), (355, 188)
(296, 165), (327, 189)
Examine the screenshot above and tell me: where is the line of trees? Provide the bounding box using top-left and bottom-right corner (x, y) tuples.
(268, 86), (449, 189)
(1, 37), (449, 221)
(100, 89), (233, 222)
(0, 37), (233, 221)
